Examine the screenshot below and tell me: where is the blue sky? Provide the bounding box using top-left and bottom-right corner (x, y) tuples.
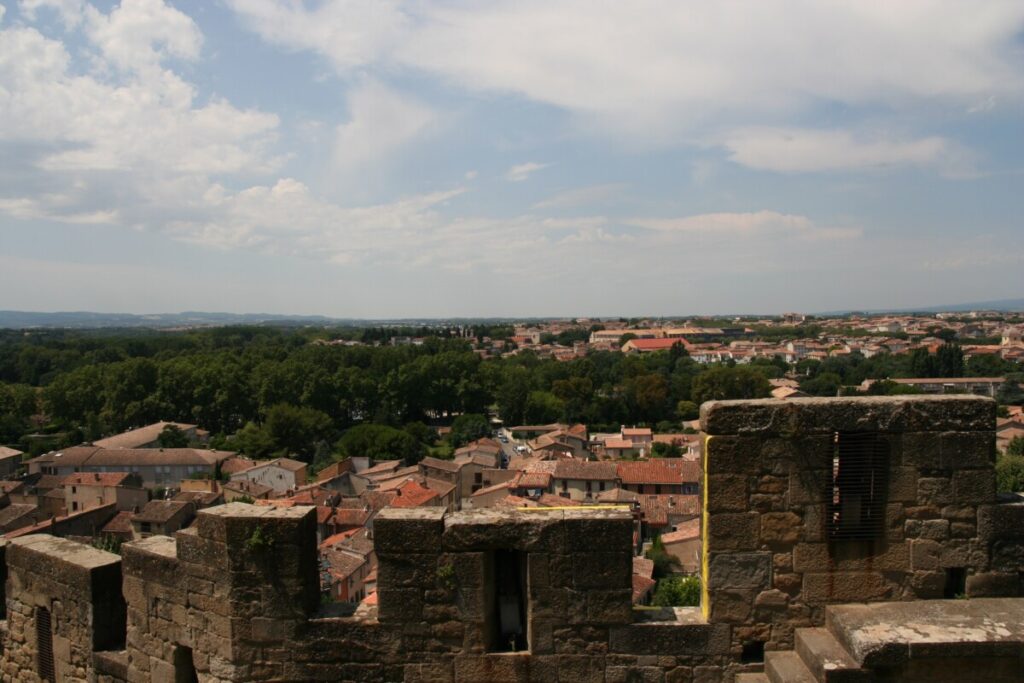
(0, 0), (1022, 317)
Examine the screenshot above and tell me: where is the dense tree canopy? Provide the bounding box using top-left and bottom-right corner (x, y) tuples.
(0, 327), (1019, 466)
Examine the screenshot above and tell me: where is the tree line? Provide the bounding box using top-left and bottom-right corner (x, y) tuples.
(0, 328), (1020, 468)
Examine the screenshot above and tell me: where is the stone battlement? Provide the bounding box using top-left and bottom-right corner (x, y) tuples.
(0, 396), (1021, 682)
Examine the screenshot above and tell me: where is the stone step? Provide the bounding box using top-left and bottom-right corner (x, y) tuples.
(735, 673), (769, 683)
(795, 627), (872, 683)
(765, 650), (817, 683)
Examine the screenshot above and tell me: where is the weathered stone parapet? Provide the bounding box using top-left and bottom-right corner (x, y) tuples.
(120, 503), (320, 682)
(3, 534), (124, 682)
(701, 395), (995, 436)
(700, 395), (1004, 658)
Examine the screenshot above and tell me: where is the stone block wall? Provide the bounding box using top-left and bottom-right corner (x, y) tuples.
(0, 504), (736, 682)
(2, 535), (124, 682)
(700, 395), (1002, 656)
(120, 503), (320, 682)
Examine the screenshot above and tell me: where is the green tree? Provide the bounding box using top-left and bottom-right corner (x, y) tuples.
(650, 441), (682, 458)
(676, 400), (699, 421)
(336, 424), (425, 466)
(450, 413), (490, 448)
(263, 403), (334, 460)
(157, 424), (189, 448)
(232, 421), (278, 458)
(644, 535), (680, 579)
(1006, 436), (1024, 457)
(996, 453), (1024, 493)
(651, 576), (701, 607)
(691, 366), (771, 405)
(523, 391), (564, 424)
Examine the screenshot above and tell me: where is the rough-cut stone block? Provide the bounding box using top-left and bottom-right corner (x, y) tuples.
(802, 572), (894, 602)
(966, 572), (1021, 598)
(702, 396), (995, 436)
(917, 478), (953, 506)
(760, 512), (801, 547)
(454, 654), (531, 682)
(888, 467), (919, 504)
(787, 470), (828, 506)
(900, 432), (942, 470)
(705, 474), (748, 513)
(977, 504), (1024, 543)
(709, 589), (753, 623)
(610, 622), (730, 656)
(919, 519), (950, 541)
(940, 431), (996, 470)
(377, 587), (423, 623)
(704, 435), (760, 476)
(910, 539), (942, 571)
(707, 553), (771, 590)
(442, 509), (569, 552)
(563, 508), (633, 554)
(572, 552), (631, 589)
(585, 590), (633, 625)
(953, 469), (996, 505)
(706, 513), (759, 551)
(908, 571), (946, 598)
(374, 507), (446, 554)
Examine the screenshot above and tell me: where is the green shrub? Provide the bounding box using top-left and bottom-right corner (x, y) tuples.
(651, 576), (701, 607)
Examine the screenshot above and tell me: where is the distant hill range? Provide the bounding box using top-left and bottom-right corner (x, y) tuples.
(814, 298), (1024, 317)
(0, 310), (518, 329)
(0, 298), (1020, 329)
(0, 310), (346, 329)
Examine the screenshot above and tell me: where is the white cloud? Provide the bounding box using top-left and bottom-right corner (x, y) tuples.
(18, 0), (84, 27)
(721, 127), (974, 176)
(0, 9), (278, 175)
(533, 183), (626, 210)
(627, 210), (862, 241)
(82, 0), (202, 73)
(0, 196), (118, 224)
(224, 0), (408, 71)
(226, 1), (1024, 140)
(505, 162), (548, 182)
(334, 80), (437, 171)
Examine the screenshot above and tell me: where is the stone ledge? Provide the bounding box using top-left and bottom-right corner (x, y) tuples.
(826, 598), (1024, 669)
(701, 396), (995, 436)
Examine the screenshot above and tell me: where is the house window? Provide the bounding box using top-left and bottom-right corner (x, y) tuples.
(72, 502), (78, 512)
(827, 432), (889, 542)
(561, 480), (568, 492)
(474, 472), (483, 484)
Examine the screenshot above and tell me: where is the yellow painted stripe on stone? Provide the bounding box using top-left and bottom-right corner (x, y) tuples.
(701, 434), (712, 620)
(516, 505), (632, 511)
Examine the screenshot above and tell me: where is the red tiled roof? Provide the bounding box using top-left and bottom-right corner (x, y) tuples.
(616, 461), (685, 485)
(390, 480), (440, 508)
(661, 518), (701, 543)
(331, 508), (370, 528)
(632, 574), (657, 604)
(63, 472), (135, 487)
(625, 338), (689, 351)
(101, 510), (134, 535)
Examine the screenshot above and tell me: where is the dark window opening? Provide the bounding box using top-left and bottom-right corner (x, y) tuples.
(173, 645), (199, 683)
(36, 606), (55, 682)
(741, 640), (765, 664)
(828, 432), (889, 542)
(945, 567), (967, 599)
(489, 550), (528, 653)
